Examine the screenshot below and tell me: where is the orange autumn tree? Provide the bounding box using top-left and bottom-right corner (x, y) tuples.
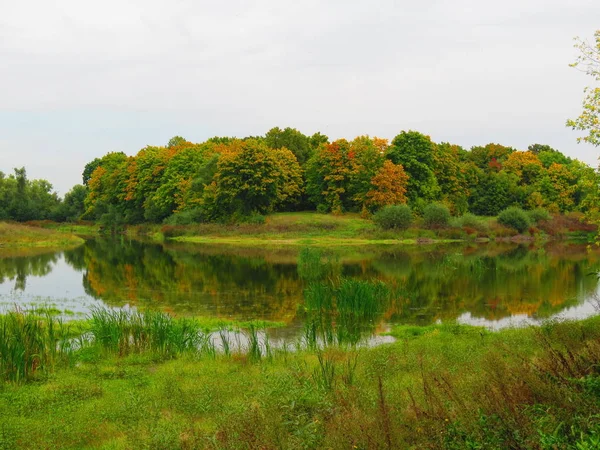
(365, 160), (409, 211)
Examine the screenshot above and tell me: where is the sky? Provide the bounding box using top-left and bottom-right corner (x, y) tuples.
(0, 0), (599, 195)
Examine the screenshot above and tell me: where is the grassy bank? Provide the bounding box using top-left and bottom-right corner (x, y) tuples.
(21, 211), (597, 247)
(162, 211), (597, 247)
(1, 307), (600, 449)
(0, 222), (84, 248)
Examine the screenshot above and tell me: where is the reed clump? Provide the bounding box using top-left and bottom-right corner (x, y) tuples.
(88, 307), (206, 357)
(0, 309), (73, 382)
(303, 277), (391, 347)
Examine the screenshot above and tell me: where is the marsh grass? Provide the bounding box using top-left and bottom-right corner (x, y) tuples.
(88, 308), (205, 357)
(0, 309), (73, 382)
(0, 222), (84, 248)
(303, 277), (391, 347)
(1, 312), (600, 448)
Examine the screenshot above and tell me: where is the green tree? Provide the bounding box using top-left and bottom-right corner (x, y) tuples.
(82, 157), (102, 186)
(386, 131), (440, 203)
(433, 142), (469, 214)
(0, 168), (61, 221)
(54, 185), (88, 222)
(567, 30), (600, 146)
(468, 143), (515, 170)
(346, 136), (386, 208)
(309, 132), (329, 151)
(124, 146), (176, 223)
(83, 152), (129, 220)
(167, 136), (188, 148)
(469, 171), (519, 215)
(203, 139), (303, 219)
(305, 140), (351, 213)
(145, 143), (215, 222)
(265, 127), (312, 166)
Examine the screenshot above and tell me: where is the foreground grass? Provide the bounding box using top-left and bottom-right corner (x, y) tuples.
(1, 308), (600, 449)
(0, 222), (84, 248)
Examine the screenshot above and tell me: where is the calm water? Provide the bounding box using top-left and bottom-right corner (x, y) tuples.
(1, 238), (599, 337)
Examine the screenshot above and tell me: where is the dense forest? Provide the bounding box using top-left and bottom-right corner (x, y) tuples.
(1, 128), (598, 225)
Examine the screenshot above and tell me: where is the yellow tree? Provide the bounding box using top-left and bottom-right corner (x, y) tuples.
(567, 30), (600, 146)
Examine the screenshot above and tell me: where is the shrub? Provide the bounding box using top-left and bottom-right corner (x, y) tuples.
(160, 225), (185, 238)
(373, 205), (412, 230)
(244, 212), (266, 225)
(163, 208), (206, 226)
(423, 203), (451, 229)
(459, 213), (480, 228)
(316, 204), (329, 214)
(497, 207), (531, 233)
(456, 213), (489, 233)
(527, 208), (551, 224)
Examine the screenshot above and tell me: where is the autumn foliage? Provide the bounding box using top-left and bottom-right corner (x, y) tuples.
(74, 127), (598, 224)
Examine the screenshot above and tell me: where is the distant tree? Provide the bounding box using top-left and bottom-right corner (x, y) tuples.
(547, 163), (577, 212)
(83, 152), (129, 220)
(527, 143), (556, 155)
(124, 146), (177, 223)
(265, 127), (312, 166)
(0, 167), (60, 221)
(346, 136), (386, 208)
(469, 171), (519, 215)
(309, 132), (329, 151)
(54, 185), (88, 222)
(433, 142), (469, 214)
(82, 157), (102, 186)
(167, 136), (188, 148)
(365, 160), (409, 211)
(203, 139), (303, 219)
(503, 151), (543, 185)
(386, 131), (440, 203)
(145, 143), (215, 222)
(468, 143), (515, 170)
(305, 139), (352, 213)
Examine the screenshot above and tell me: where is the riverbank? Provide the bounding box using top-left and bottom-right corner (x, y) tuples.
(1, 308), (600, 448)
(157, 211), (598, 247)
(23, 211), (597, 247)
(0, 222), (84, 248)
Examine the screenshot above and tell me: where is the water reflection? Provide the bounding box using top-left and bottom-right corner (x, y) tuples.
(0, 251), (58, 291)
(0, 239), (599, 332)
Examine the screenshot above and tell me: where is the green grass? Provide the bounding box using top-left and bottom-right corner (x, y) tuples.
(0, 222), (84, 248)
(0, 309), (74, 382)
(1, 307), (600, 448)
(168, 212), (463, 247)
(43, 222), (99, 236)
(16, 212), (596, 248)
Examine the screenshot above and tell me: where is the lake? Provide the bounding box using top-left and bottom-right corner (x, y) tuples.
(1, 238), (599, 341)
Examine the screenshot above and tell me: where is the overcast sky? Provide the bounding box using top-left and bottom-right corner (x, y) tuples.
(0, 0), (598, 195)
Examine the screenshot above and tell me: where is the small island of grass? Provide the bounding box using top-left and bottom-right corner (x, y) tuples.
(0, 222), (84, 249)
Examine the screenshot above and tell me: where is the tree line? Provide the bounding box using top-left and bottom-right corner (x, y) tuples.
(2, 127), (598, 224)
(0, 168), (86, 222)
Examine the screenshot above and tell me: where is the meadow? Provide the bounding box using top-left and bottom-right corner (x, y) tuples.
(1, 302), (600, 449)
(0, 222), (84, 248)
(154, 211), (595, 247)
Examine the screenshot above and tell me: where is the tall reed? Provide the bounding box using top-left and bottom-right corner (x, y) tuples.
(303, 277), (390, 347)
(88, 308), (203, 357)
(0, 309), (73, 382)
